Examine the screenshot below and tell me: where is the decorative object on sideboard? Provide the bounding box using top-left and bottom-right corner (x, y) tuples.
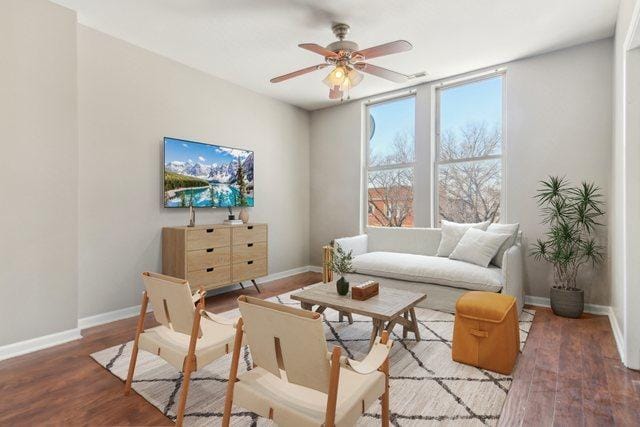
(238, 208), (249, 224)
(325, 243), (354, 296)
(227, 206), (235, 221)
(530, 176), (605, 318)
(351, 280), (379, 301)
(187, 205), (196, 227)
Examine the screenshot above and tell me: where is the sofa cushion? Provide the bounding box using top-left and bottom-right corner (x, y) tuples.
(436, 220), (490, 257)
(449, 228), (511, 268)
(351, 251), (503, 293)
(486, 223), (520, 267)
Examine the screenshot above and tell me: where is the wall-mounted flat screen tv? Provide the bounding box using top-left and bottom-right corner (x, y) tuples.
(163, 137), (254, 208)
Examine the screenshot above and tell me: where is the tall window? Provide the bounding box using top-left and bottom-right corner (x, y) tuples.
(435, 74), (504, 224)
(366, 96), (416, 227)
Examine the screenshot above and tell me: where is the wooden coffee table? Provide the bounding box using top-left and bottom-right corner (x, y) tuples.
(291, 282), (427, 348)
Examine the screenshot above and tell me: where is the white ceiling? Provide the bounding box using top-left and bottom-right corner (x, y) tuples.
(51, 0), (620, 110)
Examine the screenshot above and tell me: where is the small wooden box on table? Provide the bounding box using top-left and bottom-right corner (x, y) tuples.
(162, 223), (268, 294)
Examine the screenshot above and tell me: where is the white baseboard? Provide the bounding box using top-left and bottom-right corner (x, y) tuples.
(77, 265), (320, 331)
(0, 328), (82, 362)
(523, 295), (610, 315)
(308, 265), (323, 273)
(607, 307), (626, 365)
(78, 304), (153, 330)
(524, 294), (626, 365)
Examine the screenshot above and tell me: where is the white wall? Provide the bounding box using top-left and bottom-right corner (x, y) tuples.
(611, 0), (640, 369)
(77, 26), (310, 318)
(0, 0), (79, 345)
(310, 39), (613, 305)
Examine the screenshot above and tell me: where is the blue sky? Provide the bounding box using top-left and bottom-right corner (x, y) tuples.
(369, 96), (415, 162)
(369, 75), (502, 159)
(440, 75), (502, 134)
(164, 137), (251, 165)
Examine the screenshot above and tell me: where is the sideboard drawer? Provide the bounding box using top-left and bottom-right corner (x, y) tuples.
(232, 258), (267, 282)
(187, 246), (231, 271)
(232, 225), (267, 245)
(232, 242), (267, 263)
(187, 227), (230, 250)
(187, 265), (231, 289)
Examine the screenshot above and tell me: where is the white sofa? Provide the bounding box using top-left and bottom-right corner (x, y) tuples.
(330, 227), (524, 313)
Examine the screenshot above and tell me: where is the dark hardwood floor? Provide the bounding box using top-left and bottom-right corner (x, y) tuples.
(0, 272), (638, 426)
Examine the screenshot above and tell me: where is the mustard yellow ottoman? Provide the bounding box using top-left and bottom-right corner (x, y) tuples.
(452, 291), (520, 375)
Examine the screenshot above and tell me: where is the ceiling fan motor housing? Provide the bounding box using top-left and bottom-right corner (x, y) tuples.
(326, 40), (360, 56)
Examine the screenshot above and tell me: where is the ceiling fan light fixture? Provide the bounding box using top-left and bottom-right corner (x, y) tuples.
(322, 65), (363, 94)
(322, 65), (347, 88)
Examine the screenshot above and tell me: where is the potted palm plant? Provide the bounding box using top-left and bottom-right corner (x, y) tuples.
(531, 176), (605, 318)
(326, 243), (354, 296)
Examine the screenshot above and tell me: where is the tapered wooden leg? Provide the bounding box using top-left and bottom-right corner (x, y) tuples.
(379, 331), (390, 427)
(402, 311), (409, 339)
(409, 308), (421, 341)
(175, 358), (194, 426)
(124, 292), (148, 395)
(239, 282), (245, 289)
(223, 317), (244, 427)
(251, 279), (261, 293)
(369, 319), (381, 349)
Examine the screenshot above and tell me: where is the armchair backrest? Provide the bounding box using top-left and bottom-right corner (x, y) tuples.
(238, 295), (331, 393)
(141, 272), (197, 336)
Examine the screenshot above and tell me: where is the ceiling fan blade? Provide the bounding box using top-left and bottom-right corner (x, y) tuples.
(354, 63), (409, 83)
(270, 64), (329, 83)
(354, 40), (412, 60)
(299, 43), (338, 58)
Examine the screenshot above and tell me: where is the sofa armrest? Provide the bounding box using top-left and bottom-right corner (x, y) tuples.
(323, 235), (368, 284)
(333, 234), (368, 257)
(502, 243), (524, 313)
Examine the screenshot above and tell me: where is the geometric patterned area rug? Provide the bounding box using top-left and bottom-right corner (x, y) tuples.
(91, 289), (534, 426)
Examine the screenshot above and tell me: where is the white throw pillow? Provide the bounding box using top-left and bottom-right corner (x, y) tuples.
(449, 228), (512, 267)
(436, 220), (490, 257)
(487, 223), (520, 267)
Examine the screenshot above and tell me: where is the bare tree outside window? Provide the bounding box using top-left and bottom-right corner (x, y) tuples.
(438, 122), (502, 223)
(436, 75), (503, 224)
(367, 96), (416, 227)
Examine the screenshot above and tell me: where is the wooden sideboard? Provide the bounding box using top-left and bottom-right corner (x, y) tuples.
(162, 223), (268, 293)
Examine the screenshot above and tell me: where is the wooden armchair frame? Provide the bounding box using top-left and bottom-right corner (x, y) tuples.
(222, 296), (391, 427)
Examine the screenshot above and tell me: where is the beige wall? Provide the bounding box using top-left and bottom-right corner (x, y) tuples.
(0, 0), (78, 345)
(77, 26), (310, 318)
(310, 39), (613, 305)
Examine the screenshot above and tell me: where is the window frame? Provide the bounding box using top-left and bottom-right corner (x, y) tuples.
(363, 92), (418, 229)
(433, 71), (507, 225)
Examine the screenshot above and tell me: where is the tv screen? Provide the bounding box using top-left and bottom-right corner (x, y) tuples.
(163, 137), (254, 208)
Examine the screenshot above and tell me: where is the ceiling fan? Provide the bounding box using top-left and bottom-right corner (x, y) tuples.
(270, 23), (413, 100)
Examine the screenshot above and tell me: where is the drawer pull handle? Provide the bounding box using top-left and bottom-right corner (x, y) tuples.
(206, 248), (214, 253)
(206, 228), (214, 233)
(206, 267), (214, 272)
(247, 261), (254, 265)
(247, 243), (254, 247)
(247, 226), (254, 230)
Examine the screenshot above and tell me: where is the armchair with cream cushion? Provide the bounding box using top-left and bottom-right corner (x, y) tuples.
(222, 295), (393, 427)
(124, 272), (238, 426)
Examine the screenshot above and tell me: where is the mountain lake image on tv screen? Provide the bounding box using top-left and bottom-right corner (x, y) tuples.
(163, 137), (254, 208)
